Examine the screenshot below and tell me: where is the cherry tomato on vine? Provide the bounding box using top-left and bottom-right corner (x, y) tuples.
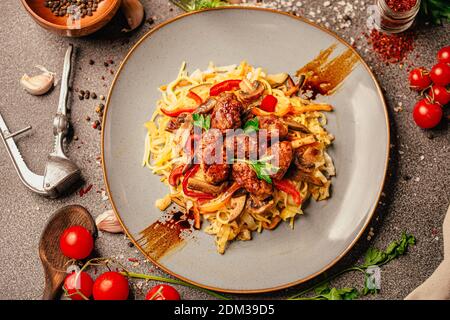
(437, 46), (450, 64)
(408, 67), (432, 90)
(430, 63), (450, 86)
(145, 284), (181, 300)
(428, 85), (450, 106)
(59, 226), (94, 260)
(93, 271), (129, 300)
(63, 271), (94, 300)
(413, 99), (443, 129)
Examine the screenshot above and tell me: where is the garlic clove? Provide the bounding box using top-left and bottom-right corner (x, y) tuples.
(121, 0), (145, 33)
(95, 210), (124, 234)
(20, 66), (55, 96)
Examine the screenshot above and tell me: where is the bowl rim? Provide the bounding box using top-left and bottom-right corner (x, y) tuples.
(20, 0), (121, 31)
(101, 6), (390, 294)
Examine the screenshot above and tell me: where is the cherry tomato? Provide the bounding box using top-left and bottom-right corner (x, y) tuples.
(145, 284), (181, 300)
(437, 46), (450, 64)
(428, 85), (450, 106)
(430, 63), (450, 86)
(412, 99), (443, 129)
(408, 67), (431, 90)
(63, 271), (94, 300)
(59, 226), (94, 260)
(260, 95), (278, 112)
(93, 271), (129, 300)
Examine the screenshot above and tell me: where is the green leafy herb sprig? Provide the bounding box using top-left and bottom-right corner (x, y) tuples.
(288, 233), (416, 300)
(235, 155), (279, 184)
(193, 113), (211, 130)
(243, 117), (259, 134)
(170, 0), (228, 12)
(420, 0), (450, 25)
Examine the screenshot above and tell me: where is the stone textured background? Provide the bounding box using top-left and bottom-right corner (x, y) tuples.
(0, 0), (448, 299)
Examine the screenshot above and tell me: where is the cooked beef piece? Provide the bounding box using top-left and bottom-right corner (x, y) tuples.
(198, 129), (230, 185)
(258, 115), (288, 140)
(225, 133), (261, 161)
(232, 162), (273, 200)
(266, 141), (293, 180)
(211, 92), (243, 132)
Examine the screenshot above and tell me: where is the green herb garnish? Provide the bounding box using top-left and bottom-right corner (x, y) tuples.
(420, 0), (450, 25)
(288, 232), (416, 300)
(193, 113), (211, 130)
(243, 117), (259, 134)
(235, 155), (279, 184)
(170, 0), (228, 12)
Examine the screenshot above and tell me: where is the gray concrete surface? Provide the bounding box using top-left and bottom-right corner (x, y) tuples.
(0, 0), (449, 300)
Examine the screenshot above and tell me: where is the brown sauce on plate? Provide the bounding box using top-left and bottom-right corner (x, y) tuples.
(296, 44), (359, 98)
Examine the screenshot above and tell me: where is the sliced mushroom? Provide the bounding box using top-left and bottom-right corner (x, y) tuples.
(246, 197), (275, 215)
(187, 178), (225, 195)
(266, 73), (289, 87)
(283, 119), (311, 133)
(165, 112), (192, 133)
(227, 195), (247, 222)
(194, 97), (217, 114)
(237, 80), (265, 102)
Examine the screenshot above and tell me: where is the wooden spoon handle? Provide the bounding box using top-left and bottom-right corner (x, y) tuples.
(42, 270), (65, 300)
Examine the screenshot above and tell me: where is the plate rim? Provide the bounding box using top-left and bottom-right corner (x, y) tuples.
(101, 6), (390, 294)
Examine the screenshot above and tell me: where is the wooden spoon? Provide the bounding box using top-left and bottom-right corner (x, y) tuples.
(39, 205), (96, 300)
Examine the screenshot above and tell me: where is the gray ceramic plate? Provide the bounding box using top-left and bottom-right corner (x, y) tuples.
(102, 8), (389, 293)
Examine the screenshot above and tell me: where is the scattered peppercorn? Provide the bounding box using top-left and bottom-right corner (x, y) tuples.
(78, 94), (84, 101)
(89, 59), (95, 65)
(426, 132), (434, 140)
(104, 61), (109, 67)
(44, 0), (104, 20)
(91, 92), (97, 99)
(100, 95), (105, 101)
(128, 242), (134, 248)
(73, 135), (79, 141)
(85, 116), (91, 122)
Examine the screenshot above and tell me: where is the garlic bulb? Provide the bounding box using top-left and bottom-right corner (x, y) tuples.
(95, 210), (124, 234)
(20, 65), (55, 96)
(121, 0), (145, 33)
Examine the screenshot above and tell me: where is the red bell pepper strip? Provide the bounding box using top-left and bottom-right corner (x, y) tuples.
(160, 106), (197, 117)
(187, 91), (203, 105)
(260, 95), (278, 112)
(273, 179), (302, 205)
(209, 80), (242, 96)
(168, 165), (184, 186)
(182, 165), (215, 200)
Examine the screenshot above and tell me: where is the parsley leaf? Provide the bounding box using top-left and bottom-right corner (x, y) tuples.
(288, 232), (416, 300)
(243, 117), (259, 134)
(235, 156), (279, 184)
(308, 283), (359, 300)
(193, 114), (211, 131)
(359, 232), (416, 269)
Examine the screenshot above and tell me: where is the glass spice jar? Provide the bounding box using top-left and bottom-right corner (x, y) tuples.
(375, 0), (421, 33)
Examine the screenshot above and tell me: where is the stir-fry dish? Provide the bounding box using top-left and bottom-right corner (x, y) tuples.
(143, 61), (335, 254)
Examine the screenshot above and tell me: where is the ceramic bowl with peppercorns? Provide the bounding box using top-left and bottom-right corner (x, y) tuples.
(21, 0), (121, 37)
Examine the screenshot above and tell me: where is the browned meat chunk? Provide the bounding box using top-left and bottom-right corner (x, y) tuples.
(198, 129), (230, 185)
(258, 115), (288, 140)
(266, 141), (293, 180)
(211, 92), (243, 132)
(225, 134), (261, 161)
(232, 162), (273, 200)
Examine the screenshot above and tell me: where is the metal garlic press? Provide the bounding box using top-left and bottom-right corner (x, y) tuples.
(0, 45), (80, 198)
